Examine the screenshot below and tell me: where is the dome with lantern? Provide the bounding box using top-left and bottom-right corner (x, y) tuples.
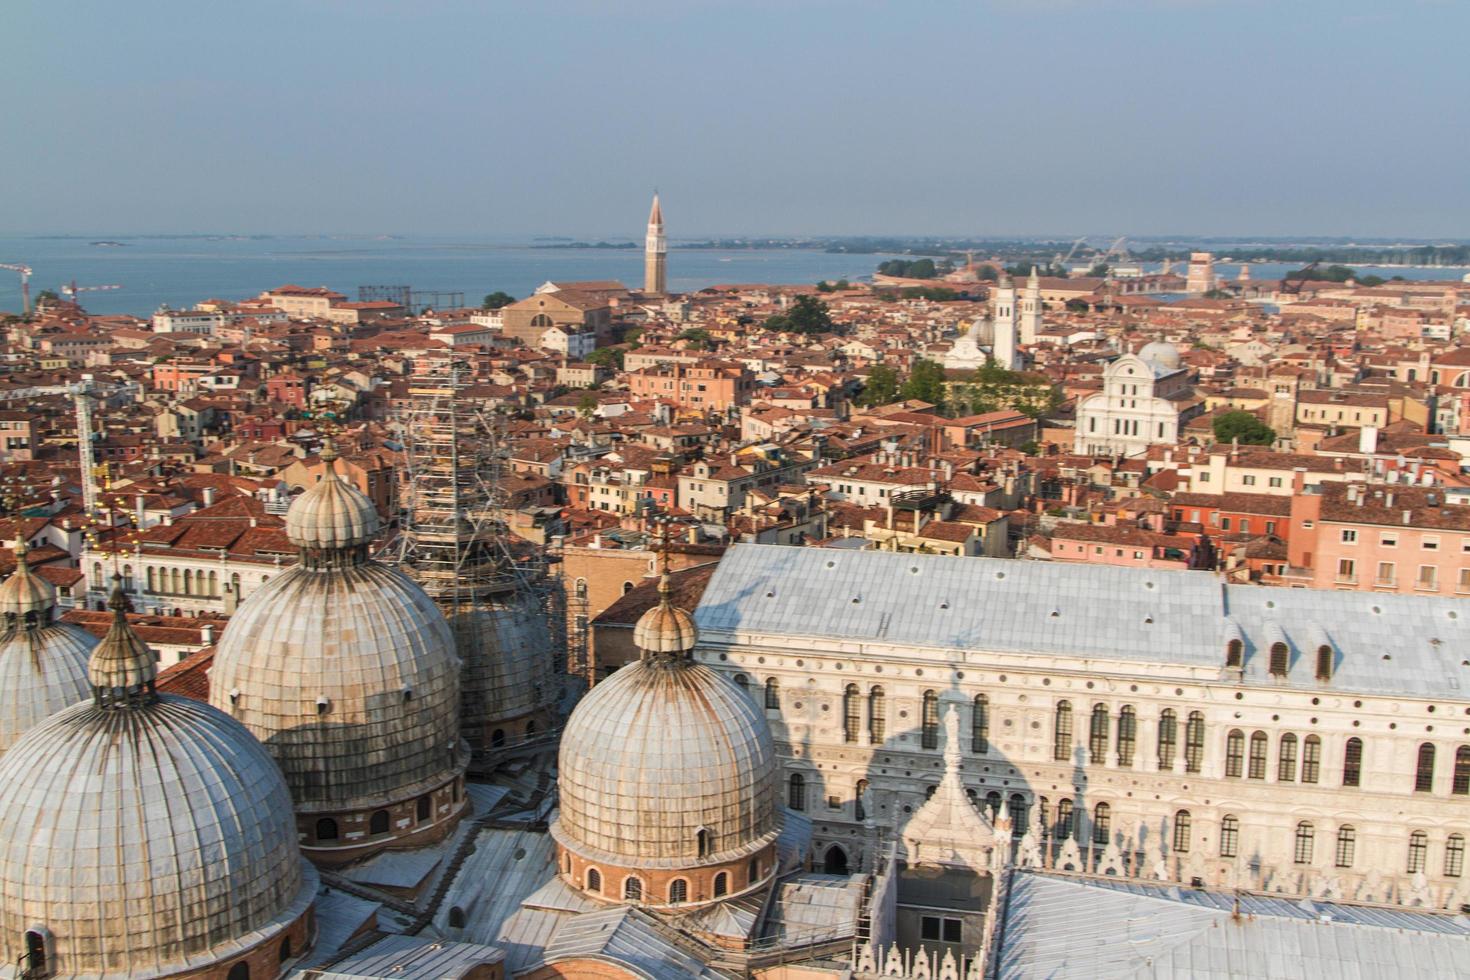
(209, 443), (467, 858)
(0, 539), (94, 755)
(552, 567), (780, 907)
(0, 583), (316, 978)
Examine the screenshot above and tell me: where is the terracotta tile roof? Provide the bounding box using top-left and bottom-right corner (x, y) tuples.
(156, 646), (214, 702)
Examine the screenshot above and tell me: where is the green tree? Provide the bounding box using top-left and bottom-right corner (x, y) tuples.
(1089, 262), (1110, 278)
(677, 328), (712, 350)
(1212, 410), (1275, 446)
(976, 266), (999, 282)
(767, 294), (835, 335)
(481, 291), (515, 309)
(859, 363), (900, 407)
(899, 359), (947, 407)
(577, 392), (599, 418)
(587, 346), (624, 371)
(32, 289), (60, 309)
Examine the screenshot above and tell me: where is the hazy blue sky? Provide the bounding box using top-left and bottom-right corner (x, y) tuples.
(4, 0), (1466, 238)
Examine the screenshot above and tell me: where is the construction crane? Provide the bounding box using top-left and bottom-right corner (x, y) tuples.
(1280, 260), (1320, 296)
(1051, 237), (1088, 268)
(1101, 236), (1130, 263)
(0, 263), (32, 315)
(60, 280), (122, 305)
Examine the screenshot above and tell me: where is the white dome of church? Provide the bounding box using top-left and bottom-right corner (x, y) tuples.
(0, 541), (94, 755)
(1138, 340), (1181, 371)
(210, 445), (467, 856)
(0, 586), (315, 978)
(553, 572), (780, 901)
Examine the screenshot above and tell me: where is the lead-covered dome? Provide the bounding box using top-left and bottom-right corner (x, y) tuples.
(1139, 340), (1181, 371)
(0, 588), (315, 978)
(0, 542), (94, 755)
(553, 573), (779, 872)
(210, 451), (465, 815)
(455, 590), (556, 734)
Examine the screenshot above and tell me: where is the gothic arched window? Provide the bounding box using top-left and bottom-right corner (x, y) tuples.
(1053, 701), (1073, 761)
(1342, 737), (1362, 787)
(1173, 810), (1191, 853)
(1415, 743), (1436, 793)
(920, 691), (939, 750)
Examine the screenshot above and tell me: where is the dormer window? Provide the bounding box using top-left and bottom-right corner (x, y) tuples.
(1269, 642), (1289, 678)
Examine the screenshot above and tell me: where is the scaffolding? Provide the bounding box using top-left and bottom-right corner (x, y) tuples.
(358, 284), (466, 314)
(393, 353), (565, 768)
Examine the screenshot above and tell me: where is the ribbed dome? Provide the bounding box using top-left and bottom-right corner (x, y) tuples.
(0, 602), (314, 977)
(285, 444), (380, 551)
(454, 591), (556, 729)
(553, 657), (780, 867)
(210, 562), (464, 810)
(632, 575), (698, 655)
(0, 553), (93, 755)
(0, 543), (52, 618)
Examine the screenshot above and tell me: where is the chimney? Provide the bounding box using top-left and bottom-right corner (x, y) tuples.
(1385, 491), (1395, 508)
(202, 486), (216, 507)
(200, 624), (214, 645)
(1346, 485), (1358, 505)
(1358, 425), (1378, 455)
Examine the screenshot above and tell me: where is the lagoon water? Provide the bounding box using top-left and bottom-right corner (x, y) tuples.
(0, 236), (901, 317)
(0, 235), (1463, 318)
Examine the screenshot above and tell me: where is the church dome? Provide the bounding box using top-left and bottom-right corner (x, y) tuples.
(210, 452), (466, 818)
(0, 543), (95, 755)
(454, 591), (556, 737)
(284, 441), (380, 551)
(0, 589), (315, 978)
(1138, 340), (1181, 371)
(553, 572), (779, 879)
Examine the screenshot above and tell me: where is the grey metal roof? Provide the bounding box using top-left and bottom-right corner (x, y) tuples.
(540, 906), (730, 979)
(314, 934), (502, 980)
(436, 828), (557, 946)
(695, 545), (1470, 700)
(760, 874), (865, 946)
(997, 871), (1470, 979)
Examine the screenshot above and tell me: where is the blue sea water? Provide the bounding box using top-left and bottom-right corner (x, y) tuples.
(0, 236), (902, 317)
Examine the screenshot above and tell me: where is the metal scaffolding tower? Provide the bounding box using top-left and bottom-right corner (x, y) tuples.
(393, 353), (564, 771)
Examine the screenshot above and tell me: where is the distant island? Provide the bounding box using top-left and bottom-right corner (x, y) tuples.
(90, 240), (127, 247)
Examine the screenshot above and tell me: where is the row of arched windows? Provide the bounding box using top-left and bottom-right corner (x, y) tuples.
(581, 860), (761, 903)
(141, 565), (237, 599)
(313, 792), (441, 842)
(1054, 703), (1204, 772)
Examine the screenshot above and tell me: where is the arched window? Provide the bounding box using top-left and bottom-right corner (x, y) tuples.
(842, 685), (860, 743)
(1226, 638), (1243, 669)
(733, 673), (748, 694)
(696, 828), (712, 858)
(1116, 706), (1136, 767)
(122, 564), (133, 592)
(621, 581), (634, 595)
(868, 686), (886, 743)
(316, 818), (338, 841)
(1415, 743), (1436, 793)
(1294, 822), (1315, 865)
(854, 779), (868, 821)
(920, 690), (939, 750)
(1054, 701), (1073, 761)
(823, 845), (849, 875)
(23, 929), (47, 979)
(1009, 793), (1027, 838)
(669, 878), (688, 904)
(748, 859), (760, 884)
(1092, 802), (1111, 846)
(1225, 730), (1245, 778)
(170, 567), (181, 594)
(526, 720), (537, 737)
(183, 569), (193, 595)
(1089, 704), (1109, 762)
(1315, 644), (1333, 681)
(1279, 733), (1298, 782)
(448, 907), (466, 928)
(574, 578), (587, 599)
(1056, 798), (1075, 840)
(1407, 831), (1428, 874)
(1185, 711), (1205, 773)
(1269, 641), (1289, 677)
(531, 313), (554, 328)
(1220, 815), (1239, 858)
(208, 570), (218, 597)
(985, 791), (1001, 817)
(764, 678), (780, 710)
(1335, 826), (1356, 868)
(1173, 810), (1192, 853)
(972, 694), (990, 754)
(1301, 735), (1321, 784)
(491, 728), (505, 748)
(369, 810), (390, 835)
(416, 795), (431, 823)
(1342, 737), (1362, 787)
(586, 868), (602, 893)
(1455, 746), (1470, 795)
(623, 876), (642, 900)
(1446, 835), (1465, 878)
(227, 963), (250, 980)
(1158, 709), (1177, 769)
(788, 773), (806, 811)
(713, 872), (728, 897)
(147, 566), (156, 592)
(279, 936), (293, 963)
(1248, 731), (1268, 780)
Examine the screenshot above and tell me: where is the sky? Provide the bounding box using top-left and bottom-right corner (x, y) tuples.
(3, 0), (1467, 239)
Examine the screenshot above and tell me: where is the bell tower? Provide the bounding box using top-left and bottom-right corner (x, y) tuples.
(644, 193), (667, 295)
